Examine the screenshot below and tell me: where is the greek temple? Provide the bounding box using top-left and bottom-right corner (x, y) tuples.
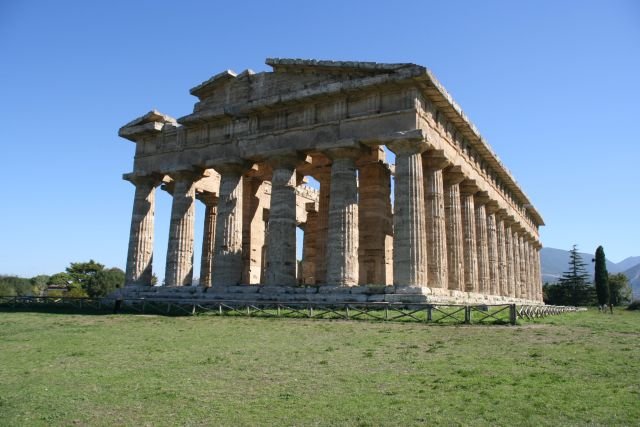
(118, 58), (544, 304)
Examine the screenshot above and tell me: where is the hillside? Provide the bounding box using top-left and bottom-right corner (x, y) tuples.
(541, 247), (640, 287)
(622, 263), (640, 298)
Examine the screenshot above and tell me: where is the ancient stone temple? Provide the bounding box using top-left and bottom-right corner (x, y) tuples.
(119, 58), (544, 304)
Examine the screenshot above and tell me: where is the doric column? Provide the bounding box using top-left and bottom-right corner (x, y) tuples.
(512, 228), (522, 298)
(301, 203), (318, 285)
(474, 192), (490, 294)
(524, 237), (533, 300)
(358, 158), (393, 284)
(423, 150), (449, 289)
(443, 166), (466, 291)
(325, 147), (360, 286)
(314, 169), (331, 284)
(387, 138), (429, 287)
(265, 157), (298, 286)
(460, 180), (479, 292)
(485, 201), (500, 295)
(517, 231), (527, 299)
(124, 174), (161, 286)
(197, 192), (217, 287)
(212, 164), (246, 286)
(495, 210), (508, 296)
(503, 217), (517, 297)
(534, 243), (542, 301)
(165, 170), (199, 287)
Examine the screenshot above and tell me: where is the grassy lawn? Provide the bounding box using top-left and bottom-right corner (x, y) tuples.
(0, 309), (638, 426)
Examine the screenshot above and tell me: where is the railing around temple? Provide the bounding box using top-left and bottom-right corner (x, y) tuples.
(0, 296), (579, 325)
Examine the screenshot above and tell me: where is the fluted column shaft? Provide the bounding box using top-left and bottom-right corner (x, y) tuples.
(212, 167), (244, 286)
(314, 171), (330, 284)
(486, 207), (500, 295)
(301, 204), (318, 285)
(518, 233), (527, 299)
(326, 153), (359, 286)
(474, 193), (490, 294)
(444, 169), (465, 291)
(534, 246), (542, 301)
(460, 182), (478, 292)
(496, 214), (508, 296)
(198, 193), (217, 287)
(423, 152), (449, 289)
(503, 223), (515, 297)
(388, 140), (428, 287)
(165, 173), (198, 286)
(125, 176), (158, 286)
(524, 239), (532, 300)
(265, 162), (298, 286)
(512, 230), (522, 298)
(358, 160), (392, 284)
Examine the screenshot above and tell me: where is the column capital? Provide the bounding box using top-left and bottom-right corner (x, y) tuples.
(474, 191), (490, 206)
(265, 151), (309, 169)
(167, 168), (203, 183)
(123, 172), (163, 187)
(206, 157), (252, 176)
(460, 179), (479, 196)
(443, 165), (466, 186)
(422, 149), (450, 170)
(382, 129), (429, 155)
(318, 139), (367, 160)
(196, 190), (218, 207)
(485, 200), (500, 215)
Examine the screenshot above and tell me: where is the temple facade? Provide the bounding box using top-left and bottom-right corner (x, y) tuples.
(118, 59), (544, 304)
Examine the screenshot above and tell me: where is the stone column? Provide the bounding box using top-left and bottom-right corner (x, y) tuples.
(197, 192), (217, 287)
(523, 237), (532, 300)
(314, 169), (331, 284)
(512, 228), (522, 298)
(301, 203), (318, 285)
(460, 180), (479, 292)
(325, 148), (360, 286)
(423, 150), (449, 289)
(358, 159), (392, 284)
(124, 174), (160, 286)
(474, 192), (490, 294)
(517, 232), (527, 299)
(503, 219), (515, 297)
(265, 158), (298, 286)
(496, 210), (508, 296)
(443, 167), (465, 291)
(387, 138), (429, 287)
(165, 171), (199, 287)
(485, 201), (500, 296)
(534, 243), (542, 302)
(212, 165), (245, 286)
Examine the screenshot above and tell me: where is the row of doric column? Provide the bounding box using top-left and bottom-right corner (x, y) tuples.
(124, 140), (542, 301)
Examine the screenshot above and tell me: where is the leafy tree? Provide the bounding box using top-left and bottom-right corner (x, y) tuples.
(66, 260), (104, 289)
(557, 244), (594, 306)
(86, 268), (125, 297)
(594, 246), (609, 307)
(47, 272), (73, 288)
(608, 273), (632, 306)
(30, 275), (50, 296)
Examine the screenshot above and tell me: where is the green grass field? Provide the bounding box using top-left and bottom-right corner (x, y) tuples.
(0, 309), (638, 426)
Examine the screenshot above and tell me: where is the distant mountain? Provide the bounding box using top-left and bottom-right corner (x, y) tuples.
(616, 256), (640, 273)
(540, 247), (639, 284)
(622, 263), (640, 299)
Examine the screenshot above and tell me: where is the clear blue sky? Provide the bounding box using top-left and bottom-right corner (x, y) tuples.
(1, 0), (638, 279)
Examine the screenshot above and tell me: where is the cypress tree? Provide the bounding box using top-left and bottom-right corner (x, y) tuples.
(594, 245), (609, 307)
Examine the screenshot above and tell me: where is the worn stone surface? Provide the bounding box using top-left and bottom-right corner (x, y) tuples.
(119, 58), (545, 304)
(423, 150), (449, 289)
(124, 175), (160, 286)
(165, 172), (198, 286)
(443, 167), (465, 291)
(198, 192), (217, 287)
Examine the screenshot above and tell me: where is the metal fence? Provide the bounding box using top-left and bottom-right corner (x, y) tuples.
(0, 295), (579, 325)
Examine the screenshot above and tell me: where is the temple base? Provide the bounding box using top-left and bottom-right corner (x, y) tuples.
(120, 284), (543, 305)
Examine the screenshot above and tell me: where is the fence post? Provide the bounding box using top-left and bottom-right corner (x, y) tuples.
(464, 306), (471, 324)
(509, 304), (517, 325)
(427, 305), (433, 322)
